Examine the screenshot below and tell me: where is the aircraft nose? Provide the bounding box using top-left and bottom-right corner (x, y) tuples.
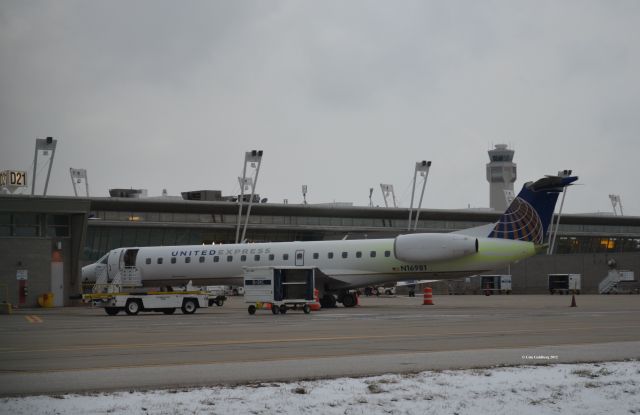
(82, 264), (96, 281)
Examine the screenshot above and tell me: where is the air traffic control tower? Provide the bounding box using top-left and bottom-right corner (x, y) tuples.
(486, 144), (517, 211)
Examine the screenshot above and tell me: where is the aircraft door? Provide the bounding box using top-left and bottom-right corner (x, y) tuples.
(295, 250), (305, 266)
(107, 249), (123, 279)
(122, 249), (139, 268)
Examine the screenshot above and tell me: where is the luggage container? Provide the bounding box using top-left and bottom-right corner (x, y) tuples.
(548, 273), (581, 294)
(244, 267), (316, 315)
(480, 275), (512, 295)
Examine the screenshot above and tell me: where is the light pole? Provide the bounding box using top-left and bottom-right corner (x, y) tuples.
(31, 137), (57, 196)
(408, 160), (432, 231)
(235, 150), (263, 243)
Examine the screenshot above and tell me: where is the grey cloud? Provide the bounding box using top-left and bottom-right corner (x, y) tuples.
(1, 1), (639, 214)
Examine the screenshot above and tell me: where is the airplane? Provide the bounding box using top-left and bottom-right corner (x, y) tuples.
(82, 174), (578, 308)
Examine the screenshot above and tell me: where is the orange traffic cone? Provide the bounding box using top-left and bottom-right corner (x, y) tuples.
(423, 287), (434, 305)
(310, 289), (321, 311)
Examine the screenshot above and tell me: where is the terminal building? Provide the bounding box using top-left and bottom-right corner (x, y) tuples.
(1, 192), (639, 307)
(1, 145), (639, 306)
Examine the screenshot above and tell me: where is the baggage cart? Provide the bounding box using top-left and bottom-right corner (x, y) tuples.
(244, 267), (316, 315)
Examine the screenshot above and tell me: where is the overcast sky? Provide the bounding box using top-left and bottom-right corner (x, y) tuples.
(1, 1), (639, 215)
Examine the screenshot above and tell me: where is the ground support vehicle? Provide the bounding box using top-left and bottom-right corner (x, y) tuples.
(599, 265), (636, 294)
(203, 286), (227, 306)
(244, 267), (316, 315)
(376, 286), (396, 296)
(83, 289), (209, 316)
(78, 266), (209, 315)
(548, 273), (581, 295)
(481, 275), (512, 295)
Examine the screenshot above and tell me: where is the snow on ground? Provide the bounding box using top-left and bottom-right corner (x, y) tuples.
(2, 361), (639, 415)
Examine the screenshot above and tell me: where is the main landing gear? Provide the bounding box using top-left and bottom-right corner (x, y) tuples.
(319, 291), (358, 308)
(320, 293), (337, 308)
(342, 293), (357, 308)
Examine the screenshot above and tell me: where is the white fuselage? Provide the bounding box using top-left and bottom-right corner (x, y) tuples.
(82, 235), (536, 291)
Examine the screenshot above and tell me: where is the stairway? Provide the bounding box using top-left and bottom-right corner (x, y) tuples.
(599, 269), (635, 294)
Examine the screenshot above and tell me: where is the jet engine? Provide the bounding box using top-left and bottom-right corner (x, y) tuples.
(394, 233), (478, 263)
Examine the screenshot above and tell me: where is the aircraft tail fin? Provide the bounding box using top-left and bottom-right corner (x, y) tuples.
(487, 175), (578, 244)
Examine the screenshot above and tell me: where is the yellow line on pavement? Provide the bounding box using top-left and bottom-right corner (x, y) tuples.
(24, 315), (43, 324)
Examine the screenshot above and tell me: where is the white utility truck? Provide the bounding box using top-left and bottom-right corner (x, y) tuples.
(244, 266), (316, 315)
(76, 265), (210, 316)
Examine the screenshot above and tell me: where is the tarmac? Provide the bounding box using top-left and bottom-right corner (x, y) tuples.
(1, 294), (639, 396)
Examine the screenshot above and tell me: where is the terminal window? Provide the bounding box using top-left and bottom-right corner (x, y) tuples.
(47, 214), (69, 237)
(12, 213), (40, 237)
(0, 213), (9, 237)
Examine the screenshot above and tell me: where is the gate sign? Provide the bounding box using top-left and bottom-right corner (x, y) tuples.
(16, 269), (28, 280)
(0, 170), (27, 190)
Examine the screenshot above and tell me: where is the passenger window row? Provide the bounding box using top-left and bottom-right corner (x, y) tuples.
(144, 250), (391, 265)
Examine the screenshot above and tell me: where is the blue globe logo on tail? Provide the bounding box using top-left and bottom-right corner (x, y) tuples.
(488, 197), (544, 244)
(488, 175), (578, 245)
